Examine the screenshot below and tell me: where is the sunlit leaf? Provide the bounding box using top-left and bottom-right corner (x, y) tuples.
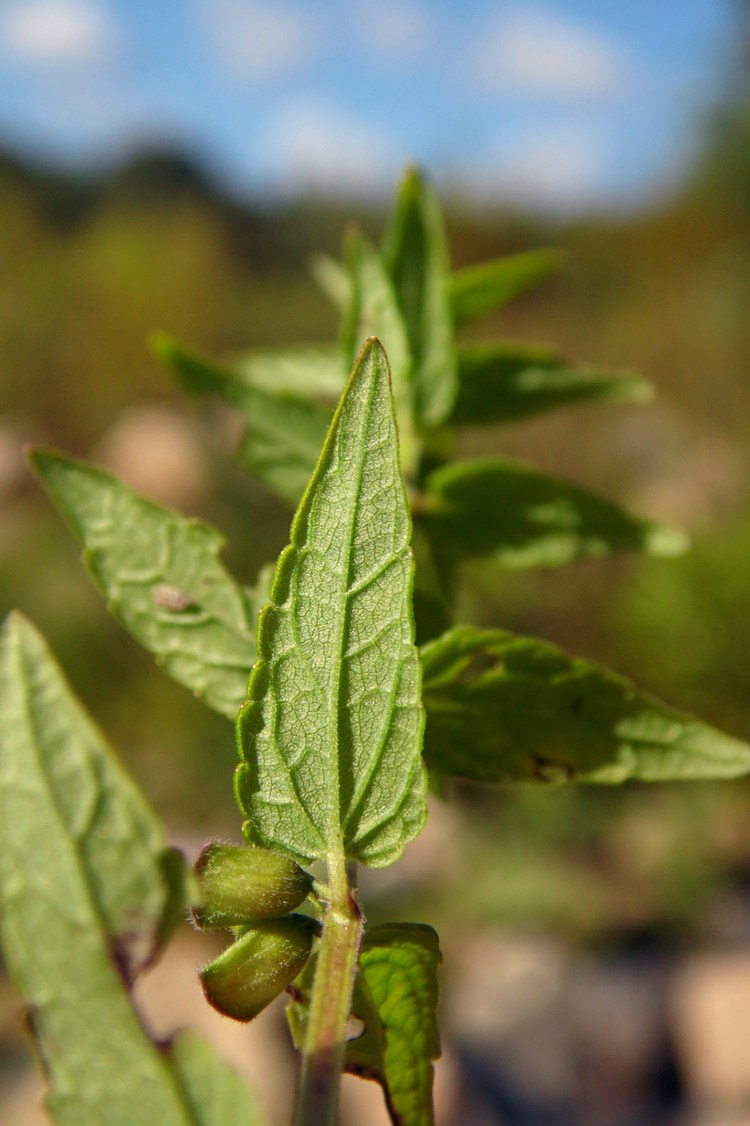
(30, 449), (255, 719)
(423, 457), (687, 569)
(346, 923), (441, 1126)
(381, 167), (457, 429)
(421, 626), (750, 783)
(0, 613), (189, 1123)
(452, 342), (652, 425)
(339, 230), (418, 476)
(236, 339), (427, 868)
(450, 248), (565, 326)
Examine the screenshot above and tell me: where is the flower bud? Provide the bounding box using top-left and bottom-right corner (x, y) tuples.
(192, 843), (313, 929)
(200, 914), (317, 1022)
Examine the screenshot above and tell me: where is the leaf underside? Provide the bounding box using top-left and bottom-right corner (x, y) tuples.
(347, 923), (441, 1126)
(0, 614), (260, 1125)
(30, 448), (256, 719)
(421, 626), (750, 784)
(236, 338), (427, 868)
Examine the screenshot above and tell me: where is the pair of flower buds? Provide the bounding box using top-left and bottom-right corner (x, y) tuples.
(193, 843), (319, 1021)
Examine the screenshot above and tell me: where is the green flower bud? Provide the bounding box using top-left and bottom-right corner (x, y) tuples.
(192, 843), (314, 929)
(200, 914), (317, 1022)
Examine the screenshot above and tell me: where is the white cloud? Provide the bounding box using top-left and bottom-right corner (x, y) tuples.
(354, 0), (431, 62)
(471, 6), (631, 97)
(261, 100), (398, 195)
(0, 0), (116, 64)
(199, 0), (320, 83)
(461, 125), (611, 212)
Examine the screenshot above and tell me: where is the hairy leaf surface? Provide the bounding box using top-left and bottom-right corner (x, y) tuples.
(381, 167), (456, 429)
(423, 457), (687, 568)
(450, 248), (565, 326)
(347, 924), (441, 1126)
(236, 339), (426, 867)
(452, 342), (652, 425)
(30, 449), (255, 719)
(154, 335), (331, 505)
(0, 613), (190, 1123)
(422, 626), (750, 783)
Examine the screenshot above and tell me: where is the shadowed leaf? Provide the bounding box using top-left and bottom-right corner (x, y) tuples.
(423, 457), (687, 569)
(452, 342), (652, 425)
(450, 248), (565, 326)
(422, 626), (750, 784)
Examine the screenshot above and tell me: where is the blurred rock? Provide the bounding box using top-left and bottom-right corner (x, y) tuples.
(94, 404), (210, 511)
(672, 948), (750, 1107)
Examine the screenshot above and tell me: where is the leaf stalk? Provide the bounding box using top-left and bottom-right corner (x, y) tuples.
(293, 856), (362, 1126)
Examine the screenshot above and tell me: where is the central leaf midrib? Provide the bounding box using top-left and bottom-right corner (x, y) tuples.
(327, 355), (379, 859)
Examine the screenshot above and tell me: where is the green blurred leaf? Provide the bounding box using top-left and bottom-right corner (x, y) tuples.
(168, 1032), (262, 1125)
(381, 167), (457, 429)
(340, 230), (419, 476)
(0, 613), (190, 1123)
(452, 342), (653, 425)
(234, 343), (345, 401)
(30, 448), (255, 719)
(236, 339), (427, 868)
(346, 923), (441, 1126)
(450, 248), (565, 326)
(421, 626), (750, 783)
(309, 252), (352, 312)
(154, 334), (331, 506)
(423, 457), (688, 569)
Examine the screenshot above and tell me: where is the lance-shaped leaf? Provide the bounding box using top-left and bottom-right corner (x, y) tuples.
(421, 626), (750, 784)
(346, 924), (441, 1126)
(422, 457), (687, 569)
(169, 1032), (262, 1125)
(234, 343), (346, 401)
(381, 167), (457, 429)
(0, 612), (189, 1122)
(236, 338), (427, 868)
(452, 342), (652, 426)
(30, 449), (255, 719)
(449, 247), (565, 326)
(340, 230), (419, 478)
(0, 614), (262, 1125)
(154, 334), (331, 506)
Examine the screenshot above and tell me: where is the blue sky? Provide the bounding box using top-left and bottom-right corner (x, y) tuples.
(0, 0), (737, 212)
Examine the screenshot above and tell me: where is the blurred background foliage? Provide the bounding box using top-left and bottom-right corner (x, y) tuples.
(3, 29), (750, 959)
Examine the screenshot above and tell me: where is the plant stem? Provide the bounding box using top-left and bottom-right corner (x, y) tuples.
(293, 854), (362, 1126)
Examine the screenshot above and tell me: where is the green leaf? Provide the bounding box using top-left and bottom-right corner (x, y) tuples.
(0, 613), (191, 1124)
(233, 343), (346, 401)
(346, 924), (441, 1126)
(381, 167), (457, 429)
(450, 247), (565, 326)
(421, 626), (750, 784)
(452, 342), (653, 425)
(30, 448), (255, 719)
(168, 1032), (263, 1126)
(309, 252), (352, 312)
(236, 338), (427, 868)
(339, 229), (419, 478)
(153, 335), (332, 506)
(423, 457), (688, 569)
